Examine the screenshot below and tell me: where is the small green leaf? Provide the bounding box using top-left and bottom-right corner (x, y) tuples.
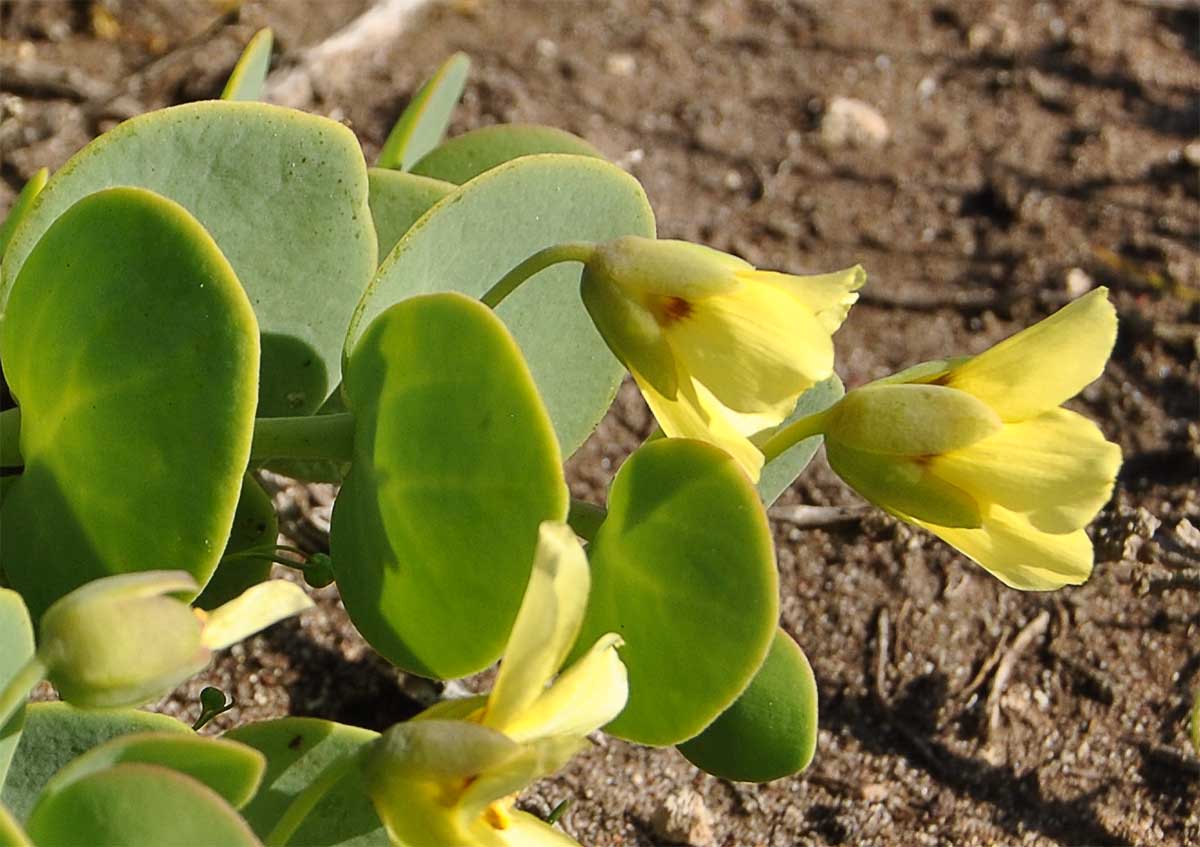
(0, 169), (47, 263)
(571, 438), (778, 746)
(332, 293), (567, 678)
(194, 687), (235, 731)
(411, 124), (604, 185)
(348, 154), (655, 457)
(226, 717), (385, 847)
(377, 53), (470, 171)
(26, 764), (261, 846)
(221, 28), (273, 101)
(1, 101), (375, 417)
(0, 188), (260, 620)
(35, 732), (265, 811)
(1, 702), (190, 822)
(368, 168), (454, 262)
(756, 376), (844, 506)
(677, 628), (818, 782)
(195, 473), (279, 611)
(0, 590), (34, 792)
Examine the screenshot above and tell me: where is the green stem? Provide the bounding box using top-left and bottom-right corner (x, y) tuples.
(480, 242), (597, 309)
(567, 499), (607, 543)
(758, 410), (830, 465)
(0, 407), (21, 468)
(250, 413), (355, 463)
(264, 750), (362, 846)
(0, 656), (48, 730)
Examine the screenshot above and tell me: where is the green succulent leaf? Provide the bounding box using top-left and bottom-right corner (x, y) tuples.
(332, 293), (567, 678)
(411, 124), (604, 185)
(377, 52), (470, 171)
(348, 154), (655, 456)
(1, 703), (190, 822)
(571, 438), (779, 746)
(221, 28), (273, 101)
(195, 474), (280, 611)
(367, 168), (454, 262)
(0, 188), (259, 620)
(677, 628), (818, 782)
(226, 717), (385, 847)
(26, 763), (261, 847)
(755, 375), (844, 506)
(0, 169), (47, 263)
(0, 591), (34, 792)
(0, 101), (375, 417)
(35, 732), (265, 811)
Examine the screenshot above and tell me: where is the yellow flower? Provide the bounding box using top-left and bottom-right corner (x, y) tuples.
(364, 522), (627, 847)
(819, 288), (1122, 590)
(580, 236), (864, 482)
(38, 570), (312, 708)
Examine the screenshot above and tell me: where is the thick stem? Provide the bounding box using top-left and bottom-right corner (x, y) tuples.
(250, 413), (355, 463)
(479, 243), (597, 309)
(0, 656), (48, 731)
(758, 410), (830, 465)
(567, 499), (607, 543)
(0, 407), (21, 468)
(264, 749), (362, 846)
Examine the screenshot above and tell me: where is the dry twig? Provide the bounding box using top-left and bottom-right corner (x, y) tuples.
(957, 629), (1011, 705)
(768, 504), (870, 529)
(984, 610), (1050, 745)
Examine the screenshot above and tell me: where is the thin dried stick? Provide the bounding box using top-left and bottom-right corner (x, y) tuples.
(768, 504), (871, 529)
(985, 610), (1050, 744)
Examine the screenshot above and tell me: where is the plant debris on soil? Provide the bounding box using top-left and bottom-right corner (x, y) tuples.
(3, 1), (1198, 845)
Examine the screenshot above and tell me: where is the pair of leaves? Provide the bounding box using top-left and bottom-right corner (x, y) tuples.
(2, 704), (264, 846)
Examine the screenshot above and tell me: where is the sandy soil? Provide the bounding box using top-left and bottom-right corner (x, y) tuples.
(2, 1), (1199, 845)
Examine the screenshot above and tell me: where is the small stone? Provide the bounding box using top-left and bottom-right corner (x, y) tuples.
(1065, 267), (1094, 297)
(861, 783), (890, 803)
(605, 53), (637, 77)
(821, 97), (890, 148)
(535, 38), (558, 59)
(916, 75), (938, 101)
(651, 788), (715, 846)
(1183, 142), (1200, 168)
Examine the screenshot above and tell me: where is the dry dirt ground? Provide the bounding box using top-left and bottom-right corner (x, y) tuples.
(2, 1), (1199, 845)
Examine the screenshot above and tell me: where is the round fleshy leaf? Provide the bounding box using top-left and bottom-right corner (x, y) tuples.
(194, 474), (279, 611)
(1, 703), (191, 822)
(368, 168), (454, 262)
(37, 732), (265, 811)
(0, 590), (34, 790)
(411, 124), (604, 184)
(348, 154), (655, 456)
(571, 438), (778, 746)
(0, 101), (375, 417)
(332, 293), (568, 678)
(377, 53), (470, 171)
(221, 28), (273, 101)
(226, 717), (385, 846)
(26, 763), (261, 847)
(0, 188), (259, 620)
(677, 628), (818, 782)
(756, 375), (844, 506)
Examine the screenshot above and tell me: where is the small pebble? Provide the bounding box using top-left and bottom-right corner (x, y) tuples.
(821, 96), (890, 148)
(1065, 267), (1094, 297)
(605, 53), (637, 77)
(651, 788), (715, 846)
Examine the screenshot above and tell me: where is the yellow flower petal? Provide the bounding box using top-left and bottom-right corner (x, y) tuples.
(931, 408), (1121, 533)
(944, 288), (1117, 421)
(740, 264), (865, 334)
(633, 369), (765, 481)
(825, 441), (982, 528)
(501, 633), (628, 744)
(665, 278), (834, 414)
(200, 580), (313, 650)
(492, 811), (583, 846)
(825, 384), (1002, 456)
(485, 522), (590, 735)
(912, 504), (1094, 590)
